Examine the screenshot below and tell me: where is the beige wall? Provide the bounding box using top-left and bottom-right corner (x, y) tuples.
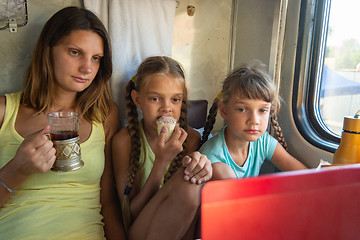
(0, 0), (82, 95)
(230, 0), (278, 70)
(172, 0), (232, 131)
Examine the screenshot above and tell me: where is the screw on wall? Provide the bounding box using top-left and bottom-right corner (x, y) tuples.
(9, 18), (17, 33)
(187, 5), (195, 16)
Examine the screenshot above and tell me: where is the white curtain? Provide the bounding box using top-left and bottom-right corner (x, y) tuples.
(84, 0), (177, 126)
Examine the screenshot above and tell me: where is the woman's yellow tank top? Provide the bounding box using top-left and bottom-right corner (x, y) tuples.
(0, 92), (106, 239)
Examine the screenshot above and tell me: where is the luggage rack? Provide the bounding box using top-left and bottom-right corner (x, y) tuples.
(0, 0), (28, 33)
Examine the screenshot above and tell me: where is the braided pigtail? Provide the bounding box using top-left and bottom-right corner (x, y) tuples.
(199, 91), (222, 147)
(164, 99), (188, 183)
(269, 106), (288, 151)
(122, 77), (141, 231)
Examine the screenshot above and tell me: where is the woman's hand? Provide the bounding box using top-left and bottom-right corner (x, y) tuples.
(12, 125), (56, 175)
(153, 125), (187, 168)
(182, 151), (212, 184)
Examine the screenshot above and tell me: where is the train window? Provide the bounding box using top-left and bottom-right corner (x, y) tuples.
(321, 0), (360, 135)
(293, 0), (360, 152)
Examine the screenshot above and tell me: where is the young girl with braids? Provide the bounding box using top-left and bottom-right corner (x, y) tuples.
(112, 56), (212, 239)
(199, 63), (307, 180)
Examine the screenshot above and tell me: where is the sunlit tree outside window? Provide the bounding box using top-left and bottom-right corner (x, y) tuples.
(321, 0), (360, 135)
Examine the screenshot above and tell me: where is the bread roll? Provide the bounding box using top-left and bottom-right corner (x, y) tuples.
(156, 116), (177, 141)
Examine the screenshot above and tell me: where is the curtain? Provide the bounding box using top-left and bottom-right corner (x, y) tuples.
(84, 0), (177, 126)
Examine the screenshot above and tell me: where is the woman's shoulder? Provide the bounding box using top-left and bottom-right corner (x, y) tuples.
(0, 92), (21, 129)
(106, 101), (119, 122)
(102, 101), (120, 137)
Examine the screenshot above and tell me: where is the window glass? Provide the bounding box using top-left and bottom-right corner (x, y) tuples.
(321, 0), (360, 135)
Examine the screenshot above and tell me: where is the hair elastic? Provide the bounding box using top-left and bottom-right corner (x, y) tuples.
(131, 75), (136, 83)
(216, 91), (222, 100)
(124, 185), (132, 196)
(0, 180), (16, 194)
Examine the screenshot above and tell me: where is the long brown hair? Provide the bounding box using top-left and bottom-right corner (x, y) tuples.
(122, 56), (188, 229)
(21, 6), (113, 122)
(200, 62), (288, 150)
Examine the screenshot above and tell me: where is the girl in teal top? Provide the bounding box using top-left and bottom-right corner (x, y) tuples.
(200, 127), (278, 178)
(200, 62), (307, 180)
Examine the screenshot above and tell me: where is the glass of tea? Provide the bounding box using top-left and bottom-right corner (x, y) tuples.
(47, 112), (84, 172)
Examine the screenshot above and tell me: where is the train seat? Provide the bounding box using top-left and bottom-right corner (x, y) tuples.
(187, 99), (208, 130)
(201, 165), (360, 240)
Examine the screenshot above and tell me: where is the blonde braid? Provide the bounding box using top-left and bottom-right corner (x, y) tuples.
(122, 79), (141, 231)
(164, 99), (188, 183)
(200, 97), (220, 148)
(269, 107), (288, 151)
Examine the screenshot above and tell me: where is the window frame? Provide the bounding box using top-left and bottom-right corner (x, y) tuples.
(292, 0), (339, 153)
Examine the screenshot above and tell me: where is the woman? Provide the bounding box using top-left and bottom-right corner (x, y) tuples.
(0, 6), (125, 239)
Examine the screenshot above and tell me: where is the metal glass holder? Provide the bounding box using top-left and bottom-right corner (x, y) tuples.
(52, 136), (84, 172)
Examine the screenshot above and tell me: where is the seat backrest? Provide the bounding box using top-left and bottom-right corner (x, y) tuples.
(187, 100), (208, 129)
(201, 165), (360, 240)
